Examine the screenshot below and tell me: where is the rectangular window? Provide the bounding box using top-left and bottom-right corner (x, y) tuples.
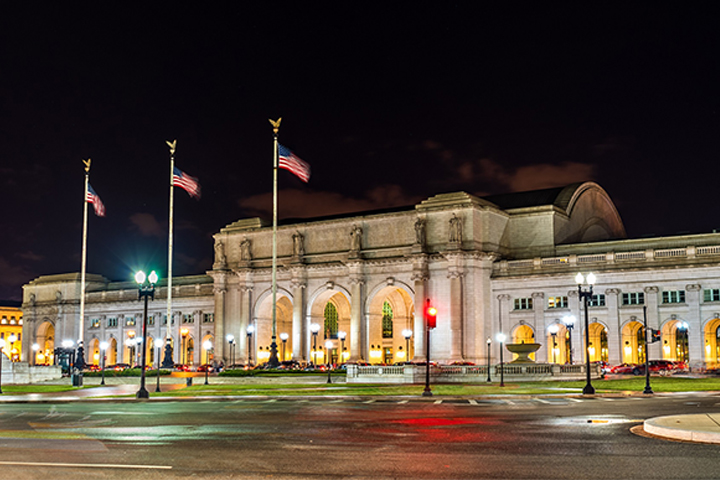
(662, 290), (685, 304)
(148, 315), (155, 326)
(622, 292), (644, 305)
(91, 318), (101, 328)
(163, 315), (168, 325)
(589, 294), (606, 307)
(514, 298), (533, 310)
(183, 314), (194, 324)
(125, 317), (135, 326)
(203, 313), (214, 323)
(704, 289), (720, 302)
(108, 317), (118, 327)
(547, 296), (568, 309)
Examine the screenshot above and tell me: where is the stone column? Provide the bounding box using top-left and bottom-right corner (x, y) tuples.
(291, 276), (307, 362)
(349, 270), (365, 362)
(644, 286), (661, 359)
(686, 283), (702, 370)
(213, 287), (226, 363)
(604, 288), (621, 365)
(411, 258), (429, 362)
(238, 283), (253, 362)
(567, 290), (582, 364)
(496, 294), (511, 361)
(446, 253), (464, 362)
(531, 292), (545, 361)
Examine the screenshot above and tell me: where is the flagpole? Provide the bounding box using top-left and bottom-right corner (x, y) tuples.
(268, 118), (281, 368)
(79, 159), (91, 350)
(166, 140), (176, 358)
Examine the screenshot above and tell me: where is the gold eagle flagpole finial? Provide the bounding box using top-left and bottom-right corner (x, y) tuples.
(166, 139), (177, 155)
(82, 158), (91, 173)
(268, 117), (282, 134)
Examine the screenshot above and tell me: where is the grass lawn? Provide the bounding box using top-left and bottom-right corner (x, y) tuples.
(154, 376), (720, 397)
(0, 385), (82, 394)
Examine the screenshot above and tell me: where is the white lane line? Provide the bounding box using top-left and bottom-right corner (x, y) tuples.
(397, 400), (409, 404)
(434, 400), (443, 404)
(0, 461), (171, 470)
(468, 399), (477, 405)
(534, 398), (552, 404)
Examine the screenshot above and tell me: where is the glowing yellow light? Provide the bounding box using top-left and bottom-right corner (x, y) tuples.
(397, 351), (406, 359)
(663, 345), (671, 355)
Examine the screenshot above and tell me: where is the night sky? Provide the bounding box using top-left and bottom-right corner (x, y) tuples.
(3, 3), (720, 302)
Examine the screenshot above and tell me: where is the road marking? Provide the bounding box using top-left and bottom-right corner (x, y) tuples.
(468, 399), (477, 405)
(362, 400), (376, 404)
(397, 400), (408, 404)
(566, 398), (582, 402)
(434, 400), (443, 404)
(0, 461), (171, 470)
(534, 398), (552, 404)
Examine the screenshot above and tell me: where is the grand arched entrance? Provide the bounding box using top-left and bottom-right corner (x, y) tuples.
(662, 319), (689, 362)
(704, 317), (720, 368)
(35, 320), (55, 365)
(367, 286), (414, 365)
(309, 290), (351, 365)
(588, 322), (608, 362)
(512, 324), (535, 361)
(546, 323), (568, 364)
(621, 320), (644, 363)
(255, 293), (293, 364)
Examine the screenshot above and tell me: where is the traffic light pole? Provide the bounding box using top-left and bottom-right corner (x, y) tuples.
(643, 305), (653, 395)
(422, 321), (432, 397)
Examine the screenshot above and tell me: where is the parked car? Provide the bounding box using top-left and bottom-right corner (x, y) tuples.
(84, 364), (101, 372)
(631, 360), (676, 375)
(174, 364), (191, 372)
(609, 363), (637, 374)
(449, 361), (476, 366)
(196, 364), (215, 372)
(106, 363), (131, 371)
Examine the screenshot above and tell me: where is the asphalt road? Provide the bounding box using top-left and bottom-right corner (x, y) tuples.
(0, 394), (718, 479)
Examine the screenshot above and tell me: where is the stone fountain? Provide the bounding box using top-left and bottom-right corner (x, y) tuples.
(505, 343), (542, 363)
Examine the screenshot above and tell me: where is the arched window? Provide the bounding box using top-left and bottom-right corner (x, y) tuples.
(382, 301), (393, 338)
(324, 303), (339, 339)
(636, 328), (647, 363)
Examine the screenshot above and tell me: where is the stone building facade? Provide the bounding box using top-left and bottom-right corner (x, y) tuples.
(20, 182), (720, 371)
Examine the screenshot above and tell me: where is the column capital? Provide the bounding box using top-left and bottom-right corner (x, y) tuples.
(213, 287), (227, 295)
(291, 279), (307, 290)
(567, 290), (578, 298)
(532, 292), (545, 299)
(497, 294), (511, 301)
(644, 286), (659, 294)
(411, 270), (429, 283)
(604, 288), (621, 295)
(686, 283), (701, 292)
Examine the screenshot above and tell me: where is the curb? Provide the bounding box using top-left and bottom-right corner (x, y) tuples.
(644, 414), (720, 444)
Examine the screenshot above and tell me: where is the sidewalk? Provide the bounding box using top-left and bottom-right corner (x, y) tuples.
(644, 413), (720, 444)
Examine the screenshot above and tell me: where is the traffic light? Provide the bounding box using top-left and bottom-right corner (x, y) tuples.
(424, 299), (437, 329)
(650, 329), (661, 343)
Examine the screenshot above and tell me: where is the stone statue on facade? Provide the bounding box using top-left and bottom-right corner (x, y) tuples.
(240, 237), (252, 262)
(414, 217), (426, 247)
(214, 240), (227, 267)
(449, 213), (462, 244)
(350, 225), (363, 252)
(292, 231), (305, 257)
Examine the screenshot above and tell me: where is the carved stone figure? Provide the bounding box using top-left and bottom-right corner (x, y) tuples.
(240, 237), (252, 261)
(292, 231), (305, 257)
(414, 217), (426, 247)
(350, 225), (363, 251)
(214, 241), (226, 266)
(449, 214), (462, 244)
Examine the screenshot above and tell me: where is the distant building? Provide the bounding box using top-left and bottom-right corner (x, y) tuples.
(0, 305), (23, 362)
(20, 182), (720, 370)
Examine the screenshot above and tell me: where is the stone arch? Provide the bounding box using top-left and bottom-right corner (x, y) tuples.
(107, 336), (118, 365)
(661, 318), (689, 362)
(588, 321), (608, 363)
(200, 333), (214, 366)
(545, 322), (568, 364)
(309, 289), (351, 364)
(703, 317), (720, 367)
(621, 319), (644, 363)
(367, 284), (414, 364)
(35, 319), (55, 365)
(88, 337), (100, 366)
(254, 288), (294, 363)
(511, 324), (536, 361)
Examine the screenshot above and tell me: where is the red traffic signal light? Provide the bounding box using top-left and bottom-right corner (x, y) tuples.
(650, 329), (661, 343)
(424, 299), (437, 329)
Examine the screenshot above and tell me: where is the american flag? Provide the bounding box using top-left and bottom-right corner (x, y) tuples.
(278, 144), (311, 183)
(86, 184), (105, 217)
(173, 167), (201, 199)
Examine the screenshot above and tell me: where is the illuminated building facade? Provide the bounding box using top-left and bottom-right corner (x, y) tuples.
(20, 182), (720, 370)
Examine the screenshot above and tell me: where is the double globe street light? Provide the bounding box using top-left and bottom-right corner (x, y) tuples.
(575, 272), (596, 395)
(134, 270), (158, 399)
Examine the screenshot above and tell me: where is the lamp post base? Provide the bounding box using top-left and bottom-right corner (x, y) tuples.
(136, 388), (149, 399)
(422, 388), (433, 397)
(582, 384), (595, 395)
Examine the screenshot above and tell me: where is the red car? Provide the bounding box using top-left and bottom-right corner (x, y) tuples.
(610, 363), (637, 374)
(174, 364), (191, 372)
(196, 364), (215, 372)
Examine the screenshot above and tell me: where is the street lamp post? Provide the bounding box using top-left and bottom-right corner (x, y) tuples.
(180, 327), (189, 366)
(575, 272), (596, 395)
(135, 270), (158, 399)
(497, 333), (506, 387)
(486, 337), (492, 382)
(0, 338), (5, 394)
(402, 329), (413, 362)
(279, 333), (289, 362)
(226, 334), (235, 367)
(548, 324), (559, 363)
(310, 323), (320, 365)
(338, 331), (347, 363)
(203, 339), (212, 385)
(32, 343), (40, 366)
(99, 341), (108, 386)
(246, 325), (254, 366)
(562, 315), (575, 364)
(325, 340), (333, 384)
